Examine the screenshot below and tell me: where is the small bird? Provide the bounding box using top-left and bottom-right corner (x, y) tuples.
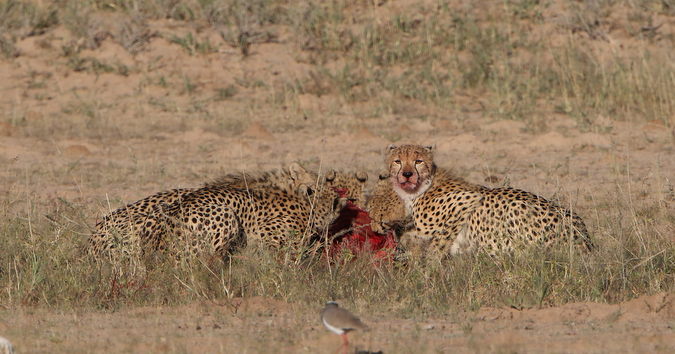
(320, 301), (367, 350)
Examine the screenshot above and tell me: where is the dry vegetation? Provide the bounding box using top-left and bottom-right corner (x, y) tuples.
(0, 0), (674, 352)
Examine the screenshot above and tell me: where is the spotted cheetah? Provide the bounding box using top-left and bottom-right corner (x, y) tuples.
(384, 144), (594, 257)
(323, 169), (368, 208)
(164, 169), (367, 260)
(365, 172), (408, 234)
(162, 180), (346, 261)
(88, 164), (365, 265)
(88, 163), (324, 264)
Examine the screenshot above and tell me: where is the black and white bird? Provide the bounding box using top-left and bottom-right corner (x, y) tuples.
(320, 301), (368, 350)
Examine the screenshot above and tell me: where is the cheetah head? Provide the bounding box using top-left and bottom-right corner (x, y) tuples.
(386, 144), (436, 196)
(324, 169), (369, 207)
(299, 183), (348, 232)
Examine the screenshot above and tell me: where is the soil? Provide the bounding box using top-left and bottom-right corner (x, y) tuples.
(2, 293), (674, 353)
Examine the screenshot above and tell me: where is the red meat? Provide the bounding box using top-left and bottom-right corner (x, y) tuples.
(325, 196), (398, 263)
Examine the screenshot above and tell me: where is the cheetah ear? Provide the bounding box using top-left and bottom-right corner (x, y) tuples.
(325, 170), (337, 182)
(355, 171), (368, 183)
(423, 144), (435, 152)
(288, 162), (309, 182)
(387, 144), (398, 151)
(378, 172), (389, 180)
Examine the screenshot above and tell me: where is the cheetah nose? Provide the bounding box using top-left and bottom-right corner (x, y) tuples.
(402, 171), (413, 178)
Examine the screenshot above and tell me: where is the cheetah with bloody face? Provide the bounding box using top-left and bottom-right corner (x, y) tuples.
(323, 169), (369, 208)
(384, 144), (594, 257)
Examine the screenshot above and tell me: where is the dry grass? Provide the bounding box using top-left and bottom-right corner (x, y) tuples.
(1, 173), (673, 314)
(0, 0), (672, 135)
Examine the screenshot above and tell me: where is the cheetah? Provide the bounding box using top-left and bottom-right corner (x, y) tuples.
(162, 179), (346, 262)
(168, 169), (368, 260)
(365, 172), (408, 235)
(88, 164), (365, 265)
(88, 163), (323, 264)
(383, 144), (594, 257)
(323, 169), (369, 208)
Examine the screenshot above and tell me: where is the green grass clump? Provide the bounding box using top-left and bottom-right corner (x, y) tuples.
(169, 32), (215, 56)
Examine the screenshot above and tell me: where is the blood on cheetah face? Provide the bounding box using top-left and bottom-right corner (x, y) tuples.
(386, 144), (436, 195)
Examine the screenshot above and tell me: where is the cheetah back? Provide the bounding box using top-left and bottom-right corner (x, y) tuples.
(206, 162), (317, 198)
(460, 187), (594, 255)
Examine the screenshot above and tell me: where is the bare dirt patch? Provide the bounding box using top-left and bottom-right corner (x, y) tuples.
(2, 294), (674, 353)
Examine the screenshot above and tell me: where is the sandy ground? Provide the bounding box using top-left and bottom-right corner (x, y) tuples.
(1, 293), (674, 353)
(0, 7), (674, 353)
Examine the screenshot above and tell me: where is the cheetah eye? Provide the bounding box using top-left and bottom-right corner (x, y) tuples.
(394, 160), (401, 164)
(415, 160), (423, 164)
